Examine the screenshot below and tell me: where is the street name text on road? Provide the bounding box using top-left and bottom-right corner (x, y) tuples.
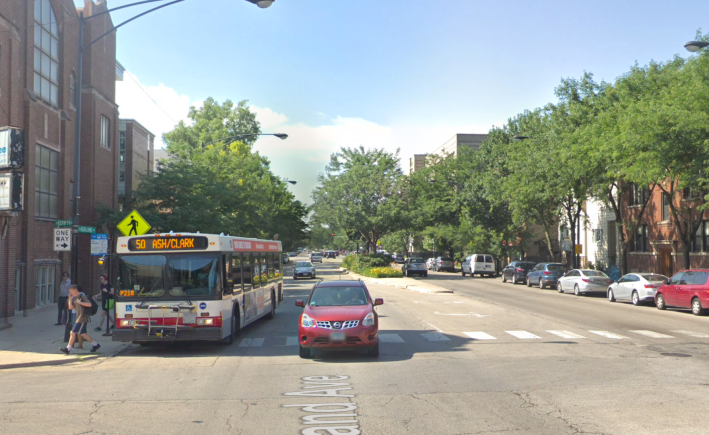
(54, 228), (71, 251)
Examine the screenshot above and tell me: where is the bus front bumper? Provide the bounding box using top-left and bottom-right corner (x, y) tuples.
(112, 326), (222, 342)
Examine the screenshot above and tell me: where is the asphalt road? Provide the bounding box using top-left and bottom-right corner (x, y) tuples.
(2, 257), (709, 434)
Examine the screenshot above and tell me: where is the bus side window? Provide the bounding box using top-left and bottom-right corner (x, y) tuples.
(253, 254), (261, 289)
(243, 253), (253, 292)
(260, 253), (269, 285)
(267, 254), (275, 280)
(232, 254), (243, 295)
(273, 253), (282, 280)
(223, 254), (233, 295)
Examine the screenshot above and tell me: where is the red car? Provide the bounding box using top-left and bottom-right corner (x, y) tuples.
(655, 269), (709, 316)
(295, 280), (383, 358)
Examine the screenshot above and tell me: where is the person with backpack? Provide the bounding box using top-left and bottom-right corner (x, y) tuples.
(60, 284), (101, 354)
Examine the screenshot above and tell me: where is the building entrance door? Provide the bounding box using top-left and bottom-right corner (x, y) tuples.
(659, 248), (673, 278)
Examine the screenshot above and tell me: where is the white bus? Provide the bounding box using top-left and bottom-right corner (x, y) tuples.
(112, 233), (283, 345)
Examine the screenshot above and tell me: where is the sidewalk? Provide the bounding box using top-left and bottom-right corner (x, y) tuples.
(0, 305), (129, 370)
(344, 270), (454, 294)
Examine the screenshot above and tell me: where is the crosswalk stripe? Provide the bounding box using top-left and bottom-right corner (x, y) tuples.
(420, 332), (450, 342)
(379, 334), (405, 343)
(506, 331), (541, 339)
(589, 331), (628, 339)
(285, 337), (299, 346)
(463, 332), (497, 340)
(672, 330), (709, 338)
(547, 330), (585, 339)
(238, 338), (265, 347)
(629, 330), (674, 339)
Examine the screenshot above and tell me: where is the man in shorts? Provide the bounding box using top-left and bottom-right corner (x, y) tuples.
(60, 285), (101, 354)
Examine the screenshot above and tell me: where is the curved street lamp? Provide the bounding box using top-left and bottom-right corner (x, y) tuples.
(70, 0), (275, 276)
(202, 133), (288, 148)
(512, 135), (531, 141)
(684, 41), (709, 53)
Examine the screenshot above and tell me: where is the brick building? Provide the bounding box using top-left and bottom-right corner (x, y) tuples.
(0, 0), (119, 319)
(118, 119), (154, 211)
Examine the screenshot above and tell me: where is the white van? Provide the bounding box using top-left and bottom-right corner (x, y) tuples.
(462, 254), (496, 277)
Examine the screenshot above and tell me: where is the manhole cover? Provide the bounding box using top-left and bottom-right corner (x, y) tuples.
(661, 353), (692, 358)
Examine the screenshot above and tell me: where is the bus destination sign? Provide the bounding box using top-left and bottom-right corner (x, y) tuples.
(128, 236), (209, 252)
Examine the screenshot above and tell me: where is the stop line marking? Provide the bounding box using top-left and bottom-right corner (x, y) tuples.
(506, 331), (541, 339)
(547, 330), (585, 339)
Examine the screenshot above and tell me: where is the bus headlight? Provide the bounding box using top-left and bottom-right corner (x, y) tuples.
(120, 320), (137, 327)
(301, 313), (314, 328)
(362, 312), (374, 327)
(197, 318), (214, 326)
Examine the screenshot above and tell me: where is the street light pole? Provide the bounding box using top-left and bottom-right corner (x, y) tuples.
(70, 0), (275, 281)
(201, 133), (288, 149)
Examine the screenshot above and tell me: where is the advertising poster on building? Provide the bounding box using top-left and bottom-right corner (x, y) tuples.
(0, 173), (10, 210)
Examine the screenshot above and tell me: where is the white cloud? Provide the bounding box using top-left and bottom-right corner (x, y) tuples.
(117, 72), (493, 204)
(116, 71), (199, 146)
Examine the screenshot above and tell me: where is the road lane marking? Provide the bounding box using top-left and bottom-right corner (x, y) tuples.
(378, 334), (405, 343)
(238, 338), (265, 347)
(285, 337), (300, 346)
(433, 311), (489, 317)
(506, 331), (541, 339)
(629, 330), (674, 339)
(672, 330), (709, 338)
(589, 331), (628, 339)
(546, 330), (585, 339)
(420, 332), (450, 341)
(463, 332), (497, 340)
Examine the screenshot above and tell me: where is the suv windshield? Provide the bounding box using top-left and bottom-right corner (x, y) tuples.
(296, 262), (313, 267)
(116, 254), (220, 299)
(309, 286), (368, 306)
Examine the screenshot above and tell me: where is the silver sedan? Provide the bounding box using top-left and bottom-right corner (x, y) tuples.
(607, 273), (667, 305)
(293, 261), (317, 280)
(557, 269), (614, 296)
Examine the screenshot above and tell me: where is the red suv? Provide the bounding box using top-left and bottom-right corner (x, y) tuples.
(295, 280), (383, 358)
(655, 270), (709, 316)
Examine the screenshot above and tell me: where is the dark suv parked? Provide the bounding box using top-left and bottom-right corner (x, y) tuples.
(502, 261), (537, 284)
(525, 263), (567, 289)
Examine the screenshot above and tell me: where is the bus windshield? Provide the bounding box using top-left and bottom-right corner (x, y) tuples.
(117, 254), (220, 299)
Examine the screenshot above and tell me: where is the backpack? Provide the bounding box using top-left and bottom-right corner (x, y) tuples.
(82, 293), (99, 316)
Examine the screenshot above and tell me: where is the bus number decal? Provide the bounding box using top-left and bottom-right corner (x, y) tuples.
(120, 290), (135, 297)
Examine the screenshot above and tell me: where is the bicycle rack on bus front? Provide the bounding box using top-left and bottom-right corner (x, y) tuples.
(135, 304), (196, 338)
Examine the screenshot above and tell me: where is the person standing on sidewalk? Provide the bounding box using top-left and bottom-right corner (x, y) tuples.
(95, 275), (114, 336)
(56, 272), (71, 326)
(60, 285), (100, 354)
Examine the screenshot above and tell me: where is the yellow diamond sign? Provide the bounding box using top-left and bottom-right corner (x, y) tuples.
(117, 210), (151, 237)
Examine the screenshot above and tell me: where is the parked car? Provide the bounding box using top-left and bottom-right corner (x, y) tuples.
(462, 254), (496, 277)
(403, 257), (427, 277)
(393, 254), (405, 264)
(557, 269), (613, 296)
(501, 261), (537, 284)
(295, 280), (383, 358)
(435, 257), (455, 272)
(293, 261), (317, 280)
(526, 263), (568, 289)
(425, 258), (435, 270)
(607, 273), (667, 305)
(310, 252), (323, 263)
(282, 253), (290, 264)
(655, 270), (709, 315)
(289, 252), (297, 257)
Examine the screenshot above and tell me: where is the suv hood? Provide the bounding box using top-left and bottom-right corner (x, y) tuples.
(305, 305), (371, 320)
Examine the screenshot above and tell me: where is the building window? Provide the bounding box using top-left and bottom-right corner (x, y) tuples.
(662, 193), (671, 222)
(119, 170), (125, 182)
(633, 225), (648, 252)
(35, 264), (56, 306)
(629, 183), (648, 206)
(101, 116), (111, 149)
(692, 221), (709, 253)
(34, 0), (59, 107)
(69, 72), (76, 110)
(35, 144), (59, 219)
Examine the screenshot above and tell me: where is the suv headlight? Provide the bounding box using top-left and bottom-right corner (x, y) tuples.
(301, 313), (314, 328)
(362, 312), (375, 327)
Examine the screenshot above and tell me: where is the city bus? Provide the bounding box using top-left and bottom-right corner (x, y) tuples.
(112, 233), (283, 345)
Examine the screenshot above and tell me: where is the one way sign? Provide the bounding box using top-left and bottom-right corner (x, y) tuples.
(54, 228), (71, 251)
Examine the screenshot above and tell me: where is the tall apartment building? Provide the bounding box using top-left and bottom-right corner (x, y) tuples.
(409, 133), (488, 173)
(0, 0), (119, 319)
(118, 119), (154, 211)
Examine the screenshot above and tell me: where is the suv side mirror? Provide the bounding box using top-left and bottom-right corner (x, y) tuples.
(295, 300), (304, 307)
(374, 298), (384, 306)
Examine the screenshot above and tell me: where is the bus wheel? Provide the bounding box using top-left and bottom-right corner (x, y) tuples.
(267, 291), (276, 320)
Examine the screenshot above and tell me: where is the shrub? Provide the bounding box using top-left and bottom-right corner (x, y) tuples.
(341, 253), (392, 272)
(359, 267), (403, 278)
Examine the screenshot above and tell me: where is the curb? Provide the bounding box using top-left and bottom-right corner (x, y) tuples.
(0, 354), (99, 371)
(343, 270), (453, 294)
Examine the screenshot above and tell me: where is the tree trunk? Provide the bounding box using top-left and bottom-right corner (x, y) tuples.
(543, 228), (555, 262)
(683, 243), (691, 270)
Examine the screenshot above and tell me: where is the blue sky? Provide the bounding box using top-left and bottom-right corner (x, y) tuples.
(78, 0), (709, 202)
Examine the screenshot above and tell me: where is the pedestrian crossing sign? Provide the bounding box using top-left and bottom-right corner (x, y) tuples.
(117, 210), (151, 237)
